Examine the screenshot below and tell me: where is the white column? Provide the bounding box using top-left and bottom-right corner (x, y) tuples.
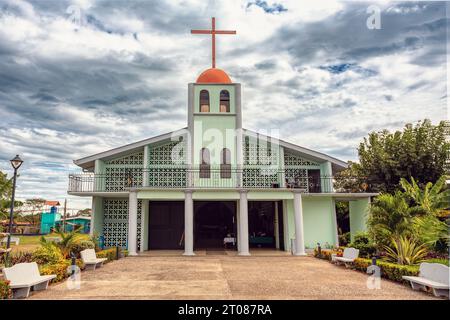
(332, 199), (339, 247)
(90, 196), (96, 237)
(143, 145), (149, 187)
(238, 190), (250, 256)
(128, 191), (138, 256)
(293, 191), (306, 256)
(274, 201), (280, 249)
(183, 190), (195, 256)
(236, 201), (241, 252)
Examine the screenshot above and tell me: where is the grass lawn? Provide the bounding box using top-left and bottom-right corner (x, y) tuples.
(4, 233), (91, 253)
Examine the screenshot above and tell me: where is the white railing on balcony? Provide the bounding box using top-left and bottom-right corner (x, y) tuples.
(68, 166), (342, 193)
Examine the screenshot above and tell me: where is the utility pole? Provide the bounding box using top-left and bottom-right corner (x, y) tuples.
(63, 198), (67, 233)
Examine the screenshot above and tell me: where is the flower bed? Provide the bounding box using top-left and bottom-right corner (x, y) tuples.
(0, 280), (12, 299)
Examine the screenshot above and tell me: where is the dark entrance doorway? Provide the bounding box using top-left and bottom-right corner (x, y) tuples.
(248, 201), (284, 249)
(194, 201), (236, 249)
(148, 201), (184, 250)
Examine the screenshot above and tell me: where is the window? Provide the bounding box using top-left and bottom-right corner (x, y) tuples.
(220, 148), (231, 178)
(199, 90), (210, 112)
(219, 90), (230, 113)
(199, 147), (210, 178)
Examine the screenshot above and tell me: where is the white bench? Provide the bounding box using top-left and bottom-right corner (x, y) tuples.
(1, 236), (20, 245)
(80, 249), (108, 270)
(403, 262), (449, 298)
(332, 247), (360, 267)
(2, 262), (56, 298)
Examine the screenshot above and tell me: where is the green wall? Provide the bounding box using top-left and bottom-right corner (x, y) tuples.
(284, 196), (337, 250)
(92, 196), (104, 235)
(302, 197), (336, 248)
(349, 198), (370, 241)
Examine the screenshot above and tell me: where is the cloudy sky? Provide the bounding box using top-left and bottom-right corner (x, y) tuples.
(0, 0), (447, 209)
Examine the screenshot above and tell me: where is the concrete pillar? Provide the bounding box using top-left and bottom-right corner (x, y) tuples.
(293, 191), (306, 256)
(183, 190), (195, 256)
(274, 201), (280, 249)
(238, 190), (250, 256)
(128, 191), (138, 256)
(143, 145), (149, 187)
(236, 201), (241, 252)
(332, 199), (339, 247)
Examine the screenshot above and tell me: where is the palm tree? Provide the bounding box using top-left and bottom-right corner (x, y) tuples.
(400, 176), (449, 247)
(400, 176), (450, 215)
(367, 192), (426, 248)
(41, 225), (83, 258)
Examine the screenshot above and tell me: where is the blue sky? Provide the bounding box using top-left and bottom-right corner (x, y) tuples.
(0, 0), (447, 209)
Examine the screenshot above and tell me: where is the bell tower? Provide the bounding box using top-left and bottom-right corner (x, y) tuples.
(187, 18), (242, 177)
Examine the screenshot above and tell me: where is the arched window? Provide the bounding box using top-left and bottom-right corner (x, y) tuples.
(220, 148), (231, 178)
(199, 90), (210, 112)
(199, 147), (210, 178)
(219, 90), (230, 113)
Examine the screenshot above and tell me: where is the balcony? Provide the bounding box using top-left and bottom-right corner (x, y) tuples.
(68, 167), (365, 193)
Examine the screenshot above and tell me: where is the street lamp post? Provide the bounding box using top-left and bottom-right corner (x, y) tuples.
(6, 155), (23, 259)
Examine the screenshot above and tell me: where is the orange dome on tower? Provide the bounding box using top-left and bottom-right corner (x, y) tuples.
(196, 68), (232, 84)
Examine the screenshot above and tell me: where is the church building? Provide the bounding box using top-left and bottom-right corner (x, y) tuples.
(68, 18), (375, 256)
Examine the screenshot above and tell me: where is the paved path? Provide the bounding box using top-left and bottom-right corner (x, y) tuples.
(29, 255), (438, 300)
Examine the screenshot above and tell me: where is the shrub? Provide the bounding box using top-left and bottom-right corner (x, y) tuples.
(339, 232), (351, 246)
(0, 280), (12, 299)
(32, 243), (64, 265)
(69, 240), (95, 258)
(354, 258), (419, 283)
(349, 232), (377, 258)
(383, 236), (428, 265)
(424, 258), (449, 266)
(96, 248), (118, 262)
(313, 248), (338, 261)
(8, 251), (34, 265)
(39, 260), (71, 283)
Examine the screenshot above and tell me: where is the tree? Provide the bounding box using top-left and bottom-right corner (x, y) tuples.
(400, 176), (449, 248)
(0, 171), (12, 219)
(77, 208), (92, 216)
(22, 198), (46, 225)
(341, 120), (450, 193)
(367, 192), (424, 248)
(400, 176), (450, 216)
(368, 177), (449, 250)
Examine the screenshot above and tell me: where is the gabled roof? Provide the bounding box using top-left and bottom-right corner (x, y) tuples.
(73, 127), (348, 171)
(45, 201), (61, 206)
(73, 128), (188, 170)
(243, 129), (347, 170)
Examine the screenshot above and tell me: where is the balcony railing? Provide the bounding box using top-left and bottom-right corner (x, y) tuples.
(68, 167), (364, 193)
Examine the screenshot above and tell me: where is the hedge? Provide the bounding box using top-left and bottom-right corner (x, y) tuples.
(313, 249), (421, 284)
(96, 247), (128, 262)
(353, 258), (419, 283)
(39, 259), (85, 284)
(313, 248), (343, 261)
(0, 280), (12, 299)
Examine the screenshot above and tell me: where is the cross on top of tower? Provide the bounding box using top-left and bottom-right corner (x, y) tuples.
(191, 17), (236, 69)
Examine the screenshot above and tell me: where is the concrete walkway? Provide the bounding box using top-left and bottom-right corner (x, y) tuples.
(29, 254), (438, 300)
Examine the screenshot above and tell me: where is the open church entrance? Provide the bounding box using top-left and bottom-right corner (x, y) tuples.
(194, 201), (237, 249)
(248, 201), (284, 250)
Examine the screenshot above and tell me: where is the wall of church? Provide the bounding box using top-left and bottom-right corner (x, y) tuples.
(302, 196), (336, 248)
(284, 196), (337, 251)
(349, 198), (370, 241)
